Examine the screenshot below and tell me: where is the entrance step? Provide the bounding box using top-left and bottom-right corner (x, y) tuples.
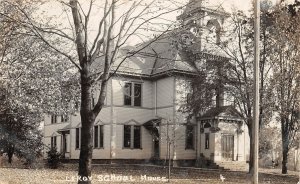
(215, 161), (248, 171)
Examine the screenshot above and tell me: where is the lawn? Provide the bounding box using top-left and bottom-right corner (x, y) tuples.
(0, 163), (299, 184)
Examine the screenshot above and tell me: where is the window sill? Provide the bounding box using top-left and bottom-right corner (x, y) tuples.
(185, 148), (195, 150)
(122, 147), (143, 150)
(123, 105), (142, 108)
(47, 122), (69, 126)
(93, 147), (104, 150)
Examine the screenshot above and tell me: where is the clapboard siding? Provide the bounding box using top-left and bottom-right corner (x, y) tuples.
(173, 77), (196, 159)
(156, 107), (173, 120)
(112, 78), (153, 108)
(70, 125), (111, 159)
(43, 135), (61, 153)
(105, 78), (112, 106)
(44, 121), (69, 137)
(157, 77), (174, 108)
(114, 107), (153, 124)
(174, 125), (196, 160)
(159, 121), (175, 159)
(112, 125), (152, 159)
(44, 75), (203, 160)
(143, 80), (153, 108)
(95, 107), (112, 124)
(44, 114), (68, 126)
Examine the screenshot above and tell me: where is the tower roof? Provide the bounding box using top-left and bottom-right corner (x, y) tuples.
(179, 0), (229, 20)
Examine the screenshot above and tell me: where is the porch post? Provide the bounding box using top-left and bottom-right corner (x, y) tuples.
(196, 121), (201, 166)
(236, 130), (239, 161)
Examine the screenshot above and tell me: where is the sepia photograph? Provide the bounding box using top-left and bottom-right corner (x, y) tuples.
(0, 0), (299, 183)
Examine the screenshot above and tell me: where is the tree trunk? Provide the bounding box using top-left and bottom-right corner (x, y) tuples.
(281, 118), (289, 174)
(247, 122), (254, 174)
(78, 66), (95, 184)
(7, 145), (14, 164)
(282, 143), (288, 174)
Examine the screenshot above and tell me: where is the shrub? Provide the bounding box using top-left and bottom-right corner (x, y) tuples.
(46, 147), (61, 169)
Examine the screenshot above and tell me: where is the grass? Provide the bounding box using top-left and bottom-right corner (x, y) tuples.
(0, 163), (299, 184)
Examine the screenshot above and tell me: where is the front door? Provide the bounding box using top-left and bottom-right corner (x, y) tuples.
(153, 136), (159, 159)
(61, 133), (69, 158)
(221, 134), (234, 161)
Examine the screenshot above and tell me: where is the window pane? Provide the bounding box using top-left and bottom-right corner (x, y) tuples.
(75, 101), (79, 110)
(51, 115), (57, 124)
(186, 125), (194, 149)
(94, 126), (98, 148)
(205, 133), (210, 149)
(61, 115), (68, 122)
(134, 84), (141, 106)
(124, 125), (131, 148)
(91, 96), (95, 108)
(76, 128), (80, 149)
(100, 125), (104, 148)
(134, 126), (141, 148)
(64, 136), (67, 151)
(51, 137), (53, 148)
(54, 136), (57, 148)
(124, 83), (132, 105)
(51, 136), (57, 149)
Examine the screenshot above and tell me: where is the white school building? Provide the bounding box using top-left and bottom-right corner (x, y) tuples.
(43, 0), (250, 168)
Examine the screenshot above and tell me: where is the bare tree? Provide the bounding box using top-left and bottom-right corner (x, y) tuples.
(269, 6), (300, 173)
(0, 0), (183, 182)
(215, 5), (274, 173)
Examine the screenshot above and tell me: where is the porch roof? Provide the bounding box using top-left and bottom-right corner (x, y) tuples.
(143, 118), (161, 138)
(57, 124), (71, 134)
(198, 106), (243, 120)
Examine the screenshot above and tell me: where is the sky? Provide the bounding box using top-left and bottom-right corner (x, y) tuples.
(38, 0), (296, 46)
(205, 0), (294, 12)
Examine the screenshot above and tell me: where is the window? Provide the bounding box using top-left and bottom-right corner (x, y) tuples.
(61, 114), (69, 122)
(123, 125), (131, 148)
(186, 125), (195, 149)
(74, 101), (79, 111)
(51, 136), (57, 149)
(134, 83), (142, 106)
(76, 128), (81, 149)
(51, 115), (57, 124)
(186, 93), (192, 104)
(91, 95), (96, 108)
(94, 125), (104, 148)
(124, 83), (132, 106)
(133, 126), (141, 149)
(204, 122), (211, 128)
(124, 82), (142, 107)
(123, 125), (141, 149)
(205, 133), (210, 149)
